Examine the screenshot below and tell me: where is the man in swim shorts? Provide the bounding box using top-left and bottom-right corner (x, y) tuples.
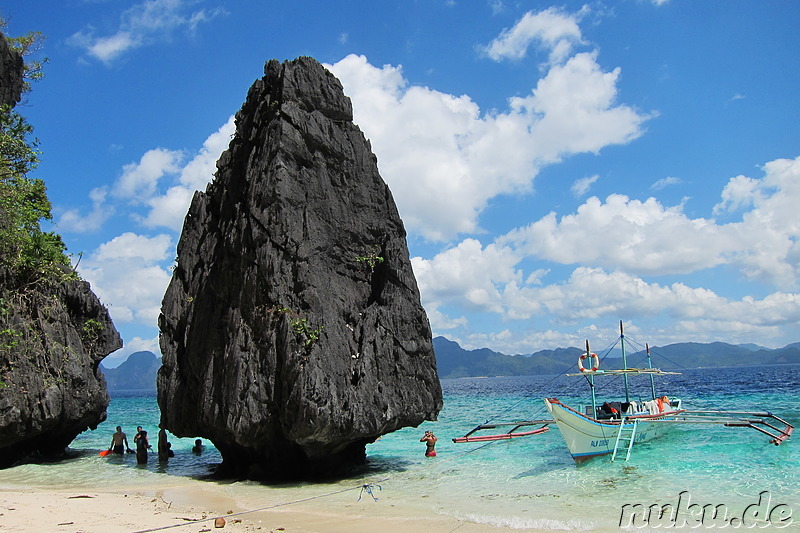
(420, 430), (437, 457)
(109, 426), (131, 455)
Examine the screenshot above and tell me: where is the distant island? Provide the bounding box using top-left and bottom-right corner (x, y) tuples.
(101, 338), (800, 387)
(100, 351), (160, 393)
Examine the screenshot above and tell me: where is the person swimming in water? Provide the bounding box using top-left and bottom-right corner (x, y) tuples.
(192, 439), (205, 454)
(420, 430), (437, 457)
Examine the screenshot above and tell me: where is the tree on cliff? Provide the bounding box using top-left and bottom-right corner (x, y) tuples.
(0, 25), (121, 467)
(0, 22), (72, 289)
(1, 18), (47, 93)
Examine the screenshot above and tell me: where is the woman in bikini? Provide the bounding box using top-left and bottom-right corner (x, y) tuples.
(420, 430), (437, 457)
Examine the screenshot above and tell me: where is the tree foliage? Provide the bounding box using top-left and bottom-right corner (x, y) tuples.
(0, 24), (72, 288)
(1, 16), (49, 93)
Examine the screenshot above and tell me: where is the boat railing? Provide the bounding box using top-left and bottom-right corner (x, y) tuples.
(580, 398), (681, 421)
(549, 397), (623, 424)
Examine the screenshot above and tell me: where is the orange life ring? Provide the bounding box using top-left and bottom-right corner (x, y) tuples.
(578, 352), (599, 373)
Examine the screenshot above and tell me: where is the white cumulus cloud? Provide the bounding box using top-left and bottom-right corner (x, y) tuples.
(482, 7), (586, 65)
(114, 148), (184, 201)
(142, 115), (235, 230)
(501, 194), (738, 276)
(68, 0), (226, 64)
(80, 232), (173, 326)
(57, 186), (113, 233)
(55, 115), (234, 345)
(413, 156), (800, 351)
(94, 232), (172, 263)
(59, 116), (234, 234)
(513, 51), (652, 163)
(413, 238), (521, 316)
(328, 49), (650, 241)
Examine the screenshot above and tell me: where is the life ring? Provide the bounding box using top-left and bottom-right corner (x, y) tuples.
(578, 352), (599, 372)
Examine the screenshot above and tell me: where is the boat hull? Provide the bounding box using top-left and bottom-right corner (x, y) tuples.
(544, 398), (679, 463)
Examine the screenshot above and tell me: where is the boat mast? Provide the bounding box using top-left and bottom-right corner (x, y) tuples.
(587, 339), (597, 416)
(620, 320), (630, 403)
(646, 343), (656, 400)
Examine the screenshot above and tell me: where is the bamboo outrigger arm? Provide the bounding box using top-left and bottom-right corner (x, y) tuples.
(723, 414), (794, 445)
(453, 420), (553, 443)
(641, 410), (794, 446)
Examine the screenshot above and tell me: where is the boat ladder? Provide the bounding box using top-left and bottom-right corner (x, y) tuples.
(611, 418), (638, 462)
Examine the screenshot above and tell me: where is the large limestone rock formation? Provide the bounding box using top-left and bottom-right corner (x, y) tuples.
(0, 32), (122, 467)
(158, 57), (442, 478)
(0, 281), (121, 467)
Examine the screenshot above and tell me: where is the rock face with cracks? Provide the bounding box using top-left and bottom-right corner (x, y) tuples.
(0, 32), (24, 108)
(158, 57), (442, 478)
(0, 280), (121, 467)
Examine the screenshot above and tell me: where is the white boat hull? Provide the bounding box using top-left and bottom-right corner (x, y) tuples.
(544, 398), (680, 463)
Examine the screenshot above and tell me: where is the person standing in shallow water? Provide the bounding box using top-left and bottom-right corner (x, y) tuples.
(136, 430), (150, 464)
(109, 426), (131, 455)
(133, 426), (144, 449)
(157, 428), (174, 462)
(420, 430), (437, 457)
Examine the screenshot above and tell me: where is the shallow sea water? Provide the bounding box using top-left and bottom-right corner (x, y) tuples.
(0, 364), (797, 531)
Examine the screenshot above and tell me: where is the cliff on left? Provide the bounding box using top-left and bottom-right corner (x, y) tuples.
(0, 31), (121, 467)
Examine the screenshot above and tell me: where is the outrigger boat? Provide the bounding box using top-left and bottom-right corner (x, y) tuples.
(455, 321), (794, 463)
(544, 321), (685, 462)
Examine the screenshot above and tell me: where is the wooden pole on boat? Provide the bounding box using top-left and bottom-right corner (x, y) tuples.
(646, 343), (656, 400)
(620, 320), (630, 403)
(587, 339), (597, 416)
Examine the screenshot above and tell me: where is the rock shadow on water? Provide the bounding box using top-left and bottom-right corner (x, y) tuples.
(5, 447), (97, 468)
(199, 452), (414, 487)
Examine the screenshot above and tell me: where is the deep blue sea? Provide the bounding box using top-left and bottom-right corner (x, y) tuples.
(1, 364), (797, 531)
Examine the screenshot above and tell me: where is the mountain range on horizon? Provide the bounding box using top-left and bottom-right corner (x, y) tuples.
(101, 338), (800, 391)
(434, 337), (800, 379)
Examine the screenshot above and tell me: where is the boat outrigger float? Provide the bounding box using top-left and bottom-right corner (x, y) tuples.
(455, 321), (794, 463)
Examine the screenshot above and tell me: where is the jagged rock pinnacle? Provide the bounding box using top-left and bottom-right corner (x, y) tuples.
(158, 57), (442, 479)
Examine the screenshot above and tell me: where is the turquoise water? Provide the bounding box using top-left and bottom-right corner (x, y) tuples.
(0, 365), (797, 531)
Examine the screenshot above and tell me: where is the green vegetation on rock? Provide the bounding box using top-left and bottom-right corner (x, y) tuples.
(0, 23), (73, 289)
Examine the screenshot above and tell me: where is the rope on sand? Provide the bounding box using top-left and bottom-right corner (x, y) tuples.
(131, 433), (503, 532)
(131, 478), (390, 533)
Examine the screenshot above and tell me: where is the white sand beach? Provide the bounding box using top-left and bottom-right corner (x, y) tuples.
(0, 480), (551, 533)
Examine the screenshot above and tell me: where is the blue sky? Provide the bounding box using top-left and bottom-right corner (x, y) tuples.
(6, 1), (800, 366)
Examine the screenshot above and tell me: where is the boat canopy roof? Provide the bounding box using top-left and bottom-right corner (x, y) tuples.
(566, 368), (681, 377)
